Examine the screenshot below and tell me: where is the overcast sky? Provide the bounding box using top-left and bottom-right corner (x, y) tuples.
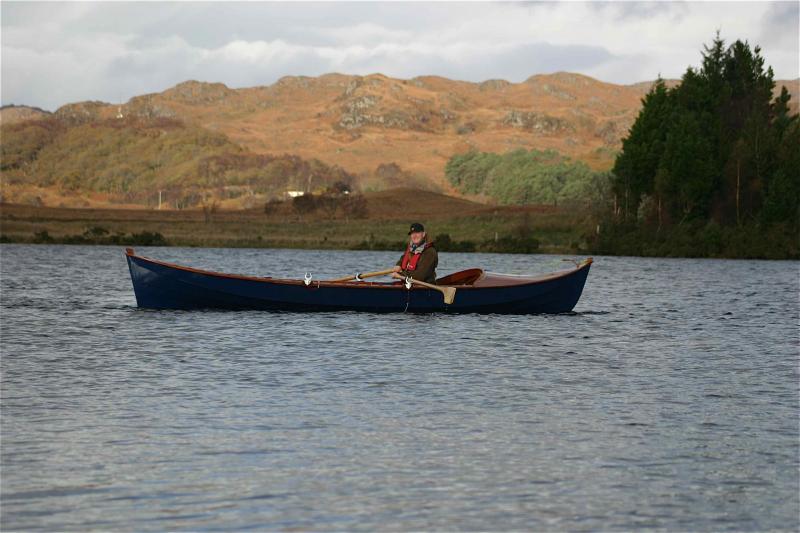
(2, 1), (798, 111)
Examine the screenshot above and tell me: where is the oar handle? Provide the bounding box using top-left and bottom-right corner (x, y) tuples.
(329, 268), (396, 282)
(407, 278), (457, 305)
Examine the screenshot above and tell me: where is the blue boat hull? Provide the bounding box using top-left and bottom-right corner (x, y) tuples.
(125, 249), (592, 314)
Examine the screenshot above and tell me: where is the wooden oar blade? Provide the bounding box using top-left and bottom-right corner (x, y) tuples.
(442, 286), (456, 305)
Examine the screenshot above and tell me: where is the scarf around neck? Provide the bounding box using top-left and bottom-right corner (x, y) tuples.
(409, 239), (428, 254)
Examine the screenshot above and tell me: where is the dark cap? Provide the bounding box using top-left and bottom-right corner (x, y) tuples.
(408, 222), (425, 235)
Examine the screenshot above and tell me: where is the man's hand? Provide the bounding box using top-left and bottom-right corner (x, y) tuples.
(392, 265), (402, 273)
(391, 271), (404, 280)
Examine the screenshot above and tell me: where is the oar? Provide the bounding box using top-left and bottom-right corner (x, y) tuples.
(328, 269), (456, 305)
(329, 268), (396, 282)
(407, 277), (457, 305)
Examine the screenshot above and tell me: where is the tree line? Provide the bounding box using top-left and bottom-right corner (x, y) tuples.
(600, 33), (798, 257)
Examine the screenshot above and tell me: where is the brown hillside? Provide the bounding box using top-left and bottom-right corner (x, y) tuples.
(40, 72), (651, 188)
(1, 73), (797, 205)
(361, 187), (486, 219)
(0, 105), (52, 125)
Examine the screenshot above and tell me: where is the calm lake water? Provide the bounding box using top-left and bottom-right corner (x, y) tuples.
(1, 244), (798, 531)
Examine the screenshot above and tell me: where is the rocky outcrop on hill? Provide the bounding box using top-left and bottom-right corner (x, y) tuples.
(54, 101), (108, 124)
(333, 75), (458, 133)
(478, 79), (512, 92)
(503, 110), (574, 135)
(125, 95), (179, 119)
(161, 81), (236, 104)
(0, 105), (51, 125)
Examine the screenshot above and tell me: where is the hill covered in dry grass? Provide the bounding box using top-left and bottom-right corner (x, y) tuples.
(1, 72), (797, 208)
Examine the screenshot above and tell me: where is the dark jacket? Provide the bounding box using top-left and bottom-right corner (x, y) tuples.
(397, 242), (438, 284)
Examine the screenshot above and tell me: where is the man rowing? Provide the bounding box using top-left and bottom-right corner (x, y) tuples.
(392, 222), (438, 284)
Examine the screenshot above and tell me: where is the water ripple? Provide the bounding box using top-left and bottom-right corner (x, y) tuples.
(1, 244), (798, 531)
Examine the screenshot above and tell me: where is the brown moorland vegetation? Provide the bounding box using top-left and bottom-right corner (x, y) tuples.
(0, 188), (591, 253)
(3, 73), (796, 209)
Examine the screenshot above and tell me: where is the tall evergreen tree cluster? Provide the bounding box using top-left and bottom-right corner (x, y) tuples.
(612, 34), (799, 231)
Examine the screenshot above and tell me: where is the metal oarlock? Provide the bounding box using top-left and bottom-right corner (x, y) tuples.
(404, 276), (413, 290)
(354, 272), (363, 282)
(304, 272), (313, 286)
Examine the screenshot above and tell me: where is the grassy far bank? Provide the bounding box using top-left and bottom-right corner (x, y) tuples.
(0, 189), (593, 254)
(2, 188), (796, 259)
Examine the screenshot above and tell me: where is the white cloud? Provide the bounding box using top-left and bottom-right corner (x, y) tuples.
(2, 1), (797, 111)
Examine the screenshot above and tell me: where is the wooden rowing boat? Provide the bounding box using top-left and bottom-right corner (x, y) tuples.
(125, 248), (592, 313)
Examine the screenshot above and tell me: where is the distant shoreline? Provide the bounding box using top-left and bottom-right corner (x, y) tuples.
(1, 201), (796, 260)
(0, 199), (581, 255)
